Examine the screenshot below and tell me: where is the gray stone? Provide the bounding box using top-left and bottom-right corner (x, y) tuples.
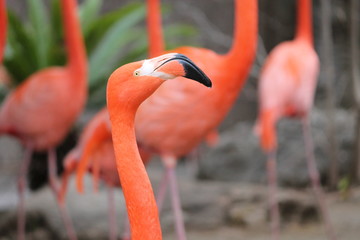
(227, 202), (266, 227)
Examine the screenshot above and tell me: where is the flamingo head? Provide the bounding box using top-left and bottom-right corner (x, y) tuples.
(106, 53), (212, 108)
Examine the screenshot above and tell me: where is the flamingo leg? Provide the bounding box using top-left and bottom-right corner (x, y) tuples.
(163, 155), (187, 240)
(47, 148), (78, 240)
(156, 166), (170, 212)
(301, 117), (337, 240)
(266, 150), (280, 240)
(107, 185), (117, 240)
(17, 146), (33, 240)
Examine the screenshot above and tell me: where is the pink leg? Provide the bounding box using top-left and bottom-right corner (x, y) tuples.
(301, 118), (337, 240)
(17, 146), (33, 240)
(163, 156), (187, 240)
(107, 185), (117, 240)
(266, 150), (280, 240)
(47, 148), (78, 240)
(156, 167), (170, 212)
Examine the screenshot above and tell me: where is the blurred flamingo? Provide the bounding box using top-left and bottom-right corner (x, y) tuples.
(60, 107), (151, 240)
(135, 0), (257, 239)
(255, 0), (337, 239)
(0, 0), (87, 239)
(0, 0), (6, 63)
(106, 53), (212, 240)
(0, 0), (10, 89)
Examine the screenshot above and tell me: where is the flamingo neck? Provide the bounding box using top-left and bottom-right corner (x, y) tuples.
(76, 119), (110, 192)
(0, 0), (6, 63)
(147, 0), (165, 58)
(61, 0), (87, 78)
(107, 77), (162, 240)
(295, 0), (313, 45)
(226, 0), (258, 61)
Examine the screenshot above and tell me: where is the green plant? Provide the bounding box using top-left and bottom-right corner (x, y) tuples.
(2, 0), (198, 107)
(337, 176), (350, 200)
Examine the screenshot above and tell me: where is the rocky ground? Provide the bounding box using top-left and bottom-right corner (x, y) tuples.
(0, 106), (359, 239)
(0, 159), (359, 240)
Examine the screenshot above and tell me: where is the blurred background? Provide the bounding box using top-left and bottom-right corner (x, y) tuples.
(0, 0), (359, 239)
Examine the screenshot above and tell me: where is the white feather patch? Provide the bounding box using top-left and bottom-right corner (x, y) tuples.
(135, 59), (175, 80)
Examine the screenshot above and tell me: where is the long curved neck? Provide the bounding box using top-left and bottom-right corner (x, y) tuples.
(76, 120), (110, 192)
(226, 0), (258, 61)
(295, 0), (313, 45)
(61, 0), (87, 77)
(107, 81), (162, 240)
(147, 0), (165, 58)
(0, 0), (7, 63)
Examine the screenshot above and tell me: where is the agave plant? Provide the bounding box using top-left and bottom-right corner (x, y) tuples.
(2, 0), (198, 107)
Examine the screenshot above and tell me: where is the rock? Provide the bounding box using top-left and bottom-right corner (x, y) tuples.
(277, 190), (319, 224)
(198, 108), (355, 187)
(227, 202), (266, 227)
(0, 210), (58, 240)
(0, 137), (23, 210)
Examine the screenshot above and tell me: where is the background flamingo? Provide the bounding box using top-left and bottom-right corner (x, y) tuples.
(255, 0), (337, 239)
(0, 0), (9, 90)
(0, 0), (6, 64)
(134, 0), (257, 238)
(0, 0), (87, 239)
(106, 53), (212, 240)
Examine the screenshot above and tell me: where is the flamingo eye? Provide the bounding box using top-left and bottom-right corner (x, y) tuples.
(134, 70), (140, 76)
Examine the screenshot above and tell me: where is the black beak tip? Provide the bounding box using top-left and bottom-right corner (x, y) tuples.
(174, 54), (212, 88)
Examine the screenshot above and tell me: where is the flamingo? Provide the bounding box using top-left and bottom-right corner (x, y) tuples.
(255, 0), (337, 239)
(0, 0), (6, 63)
(0, 0), (86, 239)
(106, 53), (211, 240)
(0, 0), (9, 89)
(59, 107), (152, 240)
(132, 0), (257, 239)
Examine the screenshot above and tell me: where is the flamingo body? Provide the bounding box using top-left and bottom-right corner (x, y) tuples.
(0, 67), (86, 150)
(257, 39), (319, 150)
(141, 0), (257, 158)
(137, 48), (221, 156)
(137, 45), (255, 157)
(0, 0), (6, 63)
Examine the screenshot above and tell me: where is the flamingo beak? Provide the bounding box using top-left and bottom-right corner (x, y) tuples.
(137, 53), (212, 87)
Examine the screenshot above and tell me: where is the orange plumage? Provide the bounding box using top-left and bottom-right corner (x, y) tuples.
(0, 0), (6, 63)
(60, 108), (113, 201)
